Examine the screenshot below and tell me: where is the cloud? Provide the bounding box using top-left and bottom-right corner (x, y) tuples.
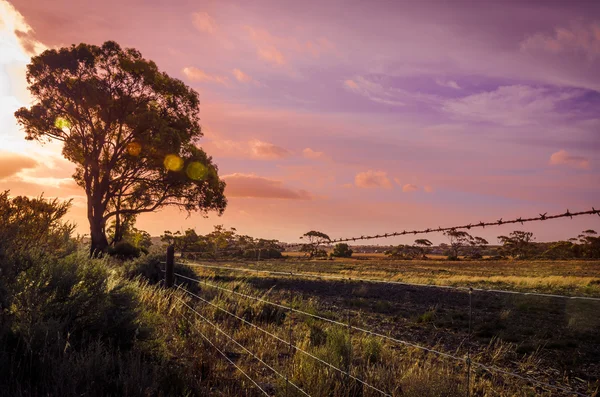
(192, 11), (217, 34)
(402, 184), (419, 192)
(443, 85), (582, 126)
(521, 22), (600, 60)
(354, 170), (392, 189)
(244, 26), (335, 68)
(549, 150), (590, 169)
(302, 148), (325, 160)
(435, 79), (461, 89)
(344, 76), (440, 107)
(232, 68), (255, 84)
(203, 132), (291, 161)
(249, 140), (291, 160)
(182, 67), (229, 85)
(424, 185), (434, 193)
(222, 173), (312, 199)
(257, 46), (286, 66)
(344, 77), (405, 106)
(0, 152), (38, 179)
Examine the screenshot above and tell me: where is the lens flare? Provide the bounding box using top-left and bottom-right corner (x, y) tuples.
(186, 161), (207, 180)
(164, 154), (184, 171)
(127, 142), (142, 156)
(54, 117), (71, 130)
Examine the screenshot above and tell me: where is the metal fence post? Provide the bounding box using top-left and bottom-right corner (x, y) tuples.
(165, 244), (175, 288)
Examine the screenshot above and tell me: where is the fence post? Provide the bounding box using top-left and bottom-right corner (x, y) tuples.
(165, 244), (175, 288)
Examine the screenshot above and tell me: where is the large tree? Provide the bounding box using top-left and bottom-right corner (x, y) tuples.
(15, 41), (227, 255)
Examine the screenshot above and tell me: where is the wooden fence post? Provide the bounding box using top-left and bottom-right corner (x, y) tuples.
(165, 244), (175, 288)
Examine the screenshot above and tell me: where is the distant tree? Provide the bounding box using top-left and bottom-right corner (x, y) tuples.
(15, 41), (227, 256)
(206, 225), (237, 258)
(300, 230), (330, 258)
(443, 230), (487, 260)
(497, 231), (535, 259)
(332, 243), (353, 258)
(443, 230), (472, 260)
(541, 241), (576, 260)
(107, 214), (151, 253)
(466, 236), (489, 259)
(161, 228), (205, 256)
(574, 230), (600, 259)
(413, 239), (433, 259)
(384, 244), (415, 259)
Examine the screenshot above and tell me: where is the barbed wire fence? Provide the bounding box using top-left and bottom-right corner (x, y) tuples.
(162, 207), (600, 397)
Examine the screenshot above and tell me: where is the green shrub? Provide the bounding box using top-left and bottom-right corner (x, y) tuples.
(122, 254), (200, 293)
(108, 242), (142, 260)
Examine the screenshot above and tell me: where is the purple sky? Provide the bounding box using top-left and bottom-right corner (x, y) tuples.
(1, 0), (599, 243)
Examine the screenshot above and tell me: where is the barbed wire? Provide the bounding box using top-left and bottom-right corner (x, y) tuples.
(174, 297), (270, 396)
(328, 208), (600, 243)
(173, 271), (592, 397)
(179, 261), (600, 302)
(175, 280), (393, 396)
(174, 286), (311, 397)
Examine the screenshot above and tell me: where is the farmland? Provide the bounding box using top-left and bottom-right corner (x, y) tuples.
(169, 255), (600, 396)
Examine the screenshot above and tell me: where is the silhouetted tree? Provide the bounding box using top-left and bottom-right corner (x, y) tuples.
(300, 230), (330, 258)
(332, 243), (353, 258)
(15, 41), (226, 256)
(444, 230), (487, 260)
(497, 231), (535, 259)
(414, 239), (433, 259)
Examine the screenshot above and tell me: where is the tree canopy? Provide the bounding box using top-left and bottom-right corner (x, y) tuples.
(300, 230), (331, 258)
(15, 41), (227, 255)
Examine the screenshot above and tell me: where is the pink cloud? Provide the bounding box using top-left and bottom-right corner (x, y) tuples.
(355, 170), (392, 189)
(249, 140), (291, 160)
(202, 131), (291, 161)
(257, 46), (286, 66)
(521, 22), (600, 59)
(424, 185), (434, 193)
(244, 26), (335, 68)
(232, 68), (254, 83)
(302, 148), (325, 160)
(182, 67), (229, 85)
(222, 173), (311, 199)
(192, 11), (217, 34)
(549, 150), (590, 169)
(0, 152), (37, 179)
(402, 184), (419, 192)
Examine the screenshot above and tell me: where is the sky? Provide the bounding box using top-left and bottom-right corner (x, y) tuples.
(0, 0), (599, 244)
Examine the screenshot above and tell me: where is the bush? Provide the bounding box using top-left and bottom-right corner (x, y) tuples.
(332, 243), (353, 258)
(0, 252), (155, 394)
(122, 254), (200, 293)
(108, 242), (142, 260)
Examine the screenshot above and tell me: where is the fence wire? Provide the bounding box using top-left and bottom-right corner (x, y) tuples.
(174, 298), (270, 396)
(173, 271), (592, 397)
(180, 261), (600, 302)
(174, 287), (311, 397)
(175, 280), (392, 396)
(328, 208), (600, 243)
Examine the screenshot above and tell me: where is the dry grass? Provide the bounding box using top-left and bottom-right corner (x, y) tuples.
(162, 256), (600, 396)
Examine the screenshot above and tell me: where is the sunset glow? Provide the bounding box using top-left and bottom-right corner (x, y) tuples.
(1, 0), (598, 243)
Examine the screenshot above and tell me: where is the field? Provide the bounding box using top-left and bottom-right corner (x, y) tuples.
(171, 255), (600, 396)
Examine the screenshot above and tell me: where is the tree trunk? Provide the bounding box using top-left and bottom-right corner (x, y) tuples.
(88, 196), (108, 257)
